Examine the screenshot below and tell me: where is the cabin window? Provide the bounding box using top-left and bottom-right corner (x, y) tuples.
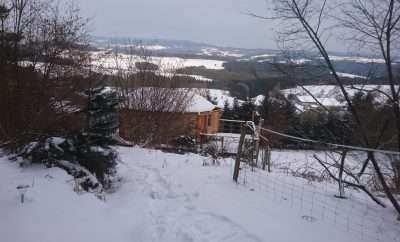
(208, 114), (212, 126)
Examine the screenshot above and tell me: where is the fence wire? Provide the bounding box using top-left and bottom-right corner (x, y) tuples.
(219, 119), (400, 241)
(237, 161), (400, 242)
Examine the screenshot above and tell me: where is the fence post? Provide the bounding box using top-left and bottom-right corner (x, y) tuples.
(262, 145), (271, 172)
(267, 146), (271, 172)
(337, 150), (347, 198)
(254, 119), (264, 167)
(221, 136), (224, 155)
(262, 148), (267, 170)
(233, 123), (246, 182)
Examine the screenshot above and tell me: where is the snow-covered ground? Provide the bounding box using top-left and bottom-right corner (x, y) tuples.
(200, 48), (244, 58)
(159, 73), (213, 82)
(207, 89), (240, 108)
(328, 56), (386, 64)
(91, 51), (226, 73)
(252, 95), (265, 106)
(106, 44), (168, 51)
(336, 72), (367, 79)
(281, 85), (397, 109)
(1, 147), (398, 242)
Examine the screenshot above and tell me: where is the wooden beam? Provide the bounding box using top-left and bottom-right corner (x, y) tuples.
(233, 124), (246, 182)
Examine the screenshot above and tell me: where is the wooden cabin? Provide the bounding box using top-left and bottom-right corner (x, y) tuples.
(119, 89), (221, 142)
(181, 99), (221, 137)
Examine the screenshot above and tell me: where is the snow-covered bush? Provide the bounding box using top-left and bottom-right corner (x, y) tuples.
(15, 86), (123, 192)
(17, 137), (105, 192)
(171, 136), (196, 150)
(203, 141), (225, 166)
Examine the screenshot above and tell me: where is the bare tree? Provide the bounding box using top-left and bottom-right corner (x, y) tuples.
(0, 0), (90, 150)
(98, 42), (196, 145)
(339, 0), (400, 151)
(252, 0), (400, 218)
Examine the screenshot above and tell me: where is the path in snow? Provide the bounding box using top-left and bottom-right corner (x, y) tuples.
(114, 147), (365, 242)
(115, 152), (262, 242)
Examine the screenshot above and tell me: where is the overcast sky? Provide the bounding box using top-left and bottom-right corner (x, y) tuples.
(77, 0), (354, 52)
(78, 0), (279, 49)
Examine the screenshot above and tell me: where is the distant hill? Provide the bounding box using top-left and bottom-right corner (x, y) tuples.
(90, 36), (399, 87)
(90, 36), (279, 60)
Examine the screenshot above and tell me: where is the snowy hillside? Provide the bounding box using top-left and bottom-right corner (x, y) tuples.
(91, 51), (225, 75)
(1, 147), (398, 242)
(279, 85), (396, 110)
(207, 89), (239, 108)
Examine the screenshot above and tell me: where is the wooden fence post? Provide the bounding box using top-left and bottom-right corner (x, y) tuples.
(221, 136), (224, 155)
(254, 119), (264, 167)
(233, 123), (246, 182)
(267, 146), (271, 173)
(262, 148), (266, 171)
(262, 145), (271, 172)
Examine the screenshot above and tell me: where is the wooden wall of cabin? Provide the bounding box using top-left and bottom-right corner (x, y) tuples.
(119, 109), (220, 144)
(195, 109), (221, 136)
(119, 110), (194, 144)
(209, 110), (220, 133)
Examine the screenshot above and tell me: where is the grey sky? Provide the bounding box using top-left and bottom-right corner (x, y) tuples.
(78, 0), (276, 49)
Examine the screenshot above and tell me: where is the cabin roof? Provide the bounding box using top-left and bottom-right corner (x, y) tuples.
(122, 87), (218, 113)
(187, 94), (218, 113)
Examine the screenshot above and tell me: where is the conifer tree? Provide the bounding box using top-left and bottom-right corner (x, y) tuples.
(221, 100), (232, 120)
(74, 86), (123, 187)
(85, 86), (122, 145)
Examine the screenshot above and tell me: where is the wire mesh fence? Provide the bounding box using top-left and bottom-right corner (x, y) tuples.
(237, 160), (400, 242)
(217, 119), (400, 241)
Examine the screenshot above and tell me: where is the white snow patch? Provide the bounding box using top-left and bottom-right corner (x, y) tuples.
(207, 89), (241, 108)
(0, 147), (398, 242)
(250, 54), (276, 59)
(252, 95), (265, 106)
(335, 72), (367, 79)
(200, 48), (244, 58)
(0, 148), (396, 242)
(282, 85), (396, 108)
(328, 56), (386, 64)
(187, 94), (218, 113)
(106, 44), (168, 51)
(90, 51), (225, 74)
(158, 72), (213, 82)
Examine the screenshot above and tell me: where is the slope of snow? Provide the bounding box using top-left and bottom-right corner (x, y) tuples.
(182, 74), (213, 82)
(200, 48), (244, 58)
(207, 89), (239, 108)
(158, 72), (213, 82)
(328, 56), (386, 64)
(91, 51), (225, 73)
(107, 44), (168, 51)
(143, 45), (168, 51)
(250, 54), (276, 59)
(282, 85), (396, 108)
(336, 72), (367, 79)
(1, 147), (397, 242)
(296, 95), (345, 107)
(252, 95), (265, 106)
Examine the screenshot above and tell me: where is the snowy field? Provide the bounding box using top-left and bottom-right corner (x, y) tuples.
(1, 147), (399, 242)
(91, 51), (225, 73)
(200, 48), (244, 58)
(279, 84), (397, 110)
(207, 89), (238, 108)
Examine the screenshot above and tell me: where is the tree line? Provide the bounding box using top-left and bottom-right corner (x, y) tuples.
(0, 0), (123, 193)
